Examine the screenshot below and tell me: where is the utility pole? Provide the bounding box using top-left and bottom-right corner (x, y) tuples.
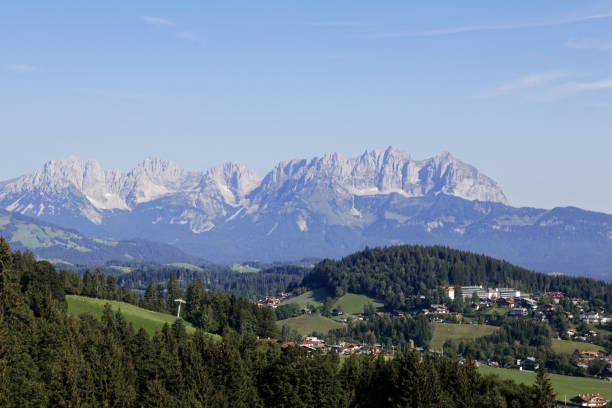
(174, 298), (186, 318)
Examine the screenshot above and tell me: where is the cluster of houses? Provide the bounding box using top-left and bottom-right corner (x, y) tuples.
(442, 286), (612, 326)
(266, 336), (395, 356)
(574, 351), (612, 371)
(256, 292), (291, 308)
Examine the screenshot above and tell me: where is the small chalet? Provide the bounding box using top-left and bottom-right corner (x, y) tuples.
(519, 357), (539, 371)
(575, 393), (609, 407)
(497, 298), (515, 308)
(580, 311), (601, 325)
(508, 307), (528, 317)
(430, 304), (449, 314)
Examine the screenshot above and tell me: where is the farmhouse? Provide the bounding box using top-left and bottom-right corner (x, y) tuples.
(575, 393), (608, 407)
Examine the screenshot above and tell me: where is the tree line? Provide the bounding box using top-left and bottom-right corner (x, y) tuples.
(0, 238), (563, 407)
(302, 245), (612, 311)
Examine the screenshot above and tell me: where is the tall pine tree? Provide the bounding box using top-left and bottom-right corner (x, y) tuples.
(534, 366), (556, 408)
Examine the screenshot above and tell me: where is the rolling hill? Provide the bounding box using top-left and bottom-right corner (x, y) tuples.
(66, 295), (221, 340)
(0, 209), (205, 266)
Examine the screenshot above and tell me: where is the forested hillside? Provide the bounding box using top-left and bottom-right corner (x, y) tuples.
(0, 238), (559, 407)
(302, 245), (612, 311)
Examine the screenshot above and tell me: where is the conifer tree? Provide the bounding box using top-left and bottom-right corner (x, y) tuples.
(534, 365), (556, 408)
(166, 271), (183, 316)
(144, 281), (162, 312)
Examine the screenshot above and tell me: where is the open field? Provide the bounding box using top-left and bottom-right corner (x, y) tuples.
(332, 293), (384, 316)
(277, 313), (345, 336)
(231, 264), (261, 273)
(551, 339), (605, 354)
(66, 295), (217, 338)
(166, 263), (204, 272)
(280, 288), (330, 309)
(430, 323), (499, 350)
(481, 306), (509, 316)
(108, 265), (133, 274)
(479, 366), (612, 400)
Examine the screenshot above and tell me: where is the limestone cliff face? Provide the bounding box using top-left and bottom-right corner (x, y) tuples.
(0, 147), (506, 229)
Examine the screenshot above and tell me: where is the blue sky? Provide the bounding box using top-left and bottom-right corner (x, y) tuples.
(1, 1), (612, 213)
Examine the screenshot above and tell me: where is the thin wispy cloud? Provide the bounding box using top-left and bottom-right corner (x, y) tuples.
(6, 64), (38, 72)
(360, 10), (612, 39)
(142, 16), (174, 26)
(564, 38), (612, 51)
(496, 72), (568, 94)
(562, 78), (612, 92)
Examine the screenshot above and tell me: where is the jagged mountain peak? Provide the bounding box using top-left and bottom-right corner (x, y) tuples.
(254, 148), (508, 204)
(204, 162), (260, 198)
(0, 149), (508, 235)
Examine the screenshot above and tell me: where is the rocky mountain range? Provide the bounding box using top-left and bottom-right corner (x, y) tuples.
(1, 147), (610, 279)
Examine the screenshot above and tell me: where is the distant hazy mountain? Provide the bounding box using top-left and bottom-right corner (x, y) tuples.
(1, 147), (610, 279)
(0, 210), (204, 266)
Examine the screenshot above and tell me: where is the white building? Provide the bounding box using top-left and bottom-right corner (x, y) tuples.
(445, 287), (455, 300)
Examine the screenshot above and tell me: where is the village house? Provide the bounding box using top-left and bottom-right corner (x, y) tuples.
(497, 298), (515, 308)
(580, 351), (599, 360)
(519, 298), (538, 310)
(429, 304), (449, 314)
(301, 336), (327, 352)
(580, 311), (601, 325)
(519, 357), (539, 371)
(508, 307), (529, 316)
(574, 393), (609, 407)
(257, 296), (282, 308)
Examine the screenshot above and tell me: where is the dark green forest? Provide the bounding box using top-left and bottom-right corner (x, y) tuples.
(302, 245), (612, 311)
(0, 238), (562, 407)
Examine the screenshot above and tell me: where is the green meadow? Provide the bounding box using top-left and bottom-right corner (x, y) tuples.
(66, 295), (221, 339)
(332, 293), (385, 316)
(277, 313), (345, 336)
(279, 288), (330, 309)
(430, 323), (499, 350)
(479, 365), (612, 400)
(551, 338), (605, 354)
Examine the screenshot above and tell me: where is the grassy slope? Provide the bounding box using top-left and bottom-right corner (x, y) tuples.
(277, 314), (345, 336)
(551, 339), (605, 354)
(333, 293), (384, 316)
(66, 295), (218, 338)
(430, 323), (499, 350)
(231, 264), (261, 273)
(166, 263), (204, 272)
(479, 366), (612, 400)
(280, 288), (330, 309)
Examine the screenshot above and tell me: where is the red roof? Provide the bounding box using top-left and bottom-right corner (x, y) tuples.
(281, 342), (296, 349)
(579, 393), (608, 406)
